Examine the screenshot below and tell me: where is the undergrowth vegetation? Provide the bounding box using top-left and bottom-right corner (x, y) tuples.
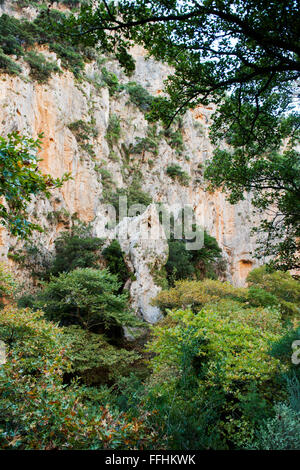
(1, 251), (299, 449)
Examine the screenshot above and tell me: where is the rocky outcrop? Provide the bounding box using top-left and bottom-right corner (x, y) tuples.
(114, 204), (168, 324)
(0, 6), (263, 321)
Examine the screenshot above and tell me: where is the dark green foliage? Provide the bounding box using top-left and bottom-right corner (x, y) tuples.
(165, 240), (194, 283)
(0, 48), (21, 75)
(270, 328), (300, 382)
(247, 266), (300, 318)
(250, 402), (300, 450)
(49, 230), (104, 276)
(105, 114), (121, 147)
(63, 325), (140, 386)
(0, 10), (97, 79)
(24, 50), (60, 83)
(50, 43), (84, 77)
(166, 164), (190, 186)
(61, 0), (81, 6)
(0, 133), (69, 238)
(102, 239), (130, 287)
(124, 82), (154, 112)
(33, 267), (141, 333)
(165, 230), (223, 285)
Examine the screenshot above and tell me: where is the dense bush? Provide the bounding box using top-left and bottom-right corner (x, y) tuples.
(63, 325), (141, 385)
(49, 229), (104, 276)
(246, 377), (300, 450)
(0, 48), (21, 75)
(101, 67), (120, 95)
(144, 306), (284, 448)
(249, 402), (300, 450)
(33, 268), (141, 333)
(24, 50), (60, 83)
(154, 278), (245, 313)
(0, 11), (97, 79)
(269, 327), (300, 382)
(0, 306), (156, 450)
(247, 266), (300, 319)
(102, 239), (130, 287)
(165, 230), (223, 284)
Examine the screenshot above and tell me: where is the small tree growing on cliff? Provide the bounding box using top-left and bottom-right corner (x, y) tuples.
(34, 268), (142, 333)
(0, 132), (69, 238)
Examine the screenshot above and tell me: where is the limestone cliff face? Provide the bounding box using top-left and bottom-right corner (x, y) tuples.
(0, 21), (262, 321)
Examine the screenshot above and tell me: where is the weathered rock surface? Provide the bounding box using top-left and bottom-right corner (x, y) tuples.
(0, 6), (262, 320)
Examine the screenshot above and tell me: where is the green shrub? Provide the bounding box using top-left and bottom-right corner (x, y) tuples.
(166, 164), (190, 186)
(49, 229), (104, 276)
(0, 11), (98, 80)
(24, 50), (60, 83)
(102, 239), (130, 287)
(68, 119), (98, 144)
(249, 402), (300, 449)
(101, 67), (120, 95)
(247, 266), (300, 319)
(61, 0), (81, 6)
(63, 325), (140, 385)
(145, 306), (284, 448)
(269, 327), (300, 382)
(0, 14), (33, 57)
(0, 306), (156, 449)
(153, 278), (247, 313)
(165, 230), (223, 285)
(0, 48), (21, 75)
(124, 82), (154, 112)
(106, 114), (121, 147)
(33, 268), (141, 333)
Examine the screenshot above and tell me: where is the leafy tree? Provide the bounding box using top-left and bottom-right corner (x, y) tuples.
(63, 0), (300, 269)
(165, 230), (223, 284)
(0, 133), (69, 237)
(247, 266), (300, 319)
(0, 306), (156, 450)
(34, 268), (141, 332)
(102, 239), (130, 287)
(249, 402), (300, 450)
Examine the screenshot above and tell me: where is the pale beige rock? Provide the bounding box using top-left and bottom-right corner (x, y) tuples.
(0, 16), (263, 320)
